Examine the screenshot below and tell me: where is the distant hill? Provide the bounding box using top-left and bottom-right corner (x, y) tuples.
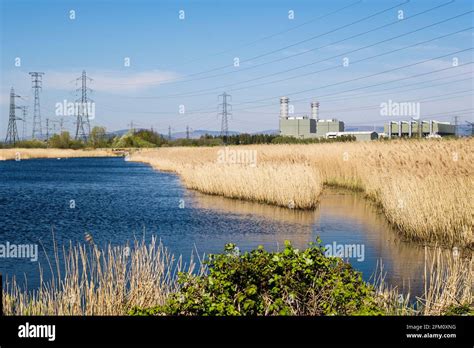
(252, 129), (279, 135)
(344, 126), (384, 133)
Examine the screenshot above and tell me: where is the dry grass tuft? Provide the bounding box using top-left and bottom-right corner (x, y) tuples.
(374, 247), (473, 315)
(2, 237), (197, 315)
(421, 247), (473, 315)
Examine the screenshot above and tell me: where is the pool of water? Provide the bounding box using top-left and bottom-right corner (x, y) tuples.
(0, 157), (431, 296)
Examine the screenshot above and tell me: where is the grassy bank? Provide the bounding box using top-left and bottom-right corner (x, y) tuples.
(0, 148), (116, 161)
(130, 139), (474, 248)
(2, 239), (472, 316)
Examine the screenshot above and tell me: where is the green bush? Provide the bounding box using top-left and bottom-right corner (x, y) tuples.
(130, 241), (383, 316)
(133, 129), (167, 146)
(48, 131), (74, 149)
(112, 132), (157, 148)
(10, 139), (47, 148)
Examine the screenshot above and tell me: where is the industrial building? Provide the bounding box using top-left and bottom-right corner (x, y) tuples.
(383, 120), (456, 138)
(279, 97), (346, 139)
(278, 97), (455, 141)
(279, 97), (377, 140)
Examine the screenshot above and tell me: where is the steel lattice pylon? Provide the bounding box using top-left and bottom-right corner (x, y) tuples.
(29, 72), (44, 139)
(218, 92), (232, 144)
(5, 87), (21, 145)
(75, 70), (93, 141)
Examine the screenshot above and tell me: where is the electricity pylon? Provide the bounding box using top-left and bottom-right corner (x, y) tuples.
(29, 72), (44, 139)
(218, 92), (232, 144)
(5, 87), (22, 145)
(75, 70), (93, 141)
(19, 106), (28, 140)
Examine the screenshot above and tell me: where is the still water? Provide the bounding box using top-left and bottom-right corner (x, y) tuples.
(0, 157), (428, 295)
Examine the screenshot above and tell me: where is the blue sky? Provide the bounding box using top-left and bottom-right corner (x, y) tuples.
(1, 0), (473, 136)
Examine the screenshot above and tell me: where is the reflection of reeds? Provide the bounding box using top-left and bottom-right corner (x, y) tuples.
(0, 148), (113, 161)
(131, 139), (474, 247)
(192, 190), (318, 225)
(2, 237), (198, 315)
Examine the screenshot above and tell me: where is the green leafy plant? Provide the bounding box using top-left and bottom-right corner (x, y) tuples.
(130, 241), (384, 316)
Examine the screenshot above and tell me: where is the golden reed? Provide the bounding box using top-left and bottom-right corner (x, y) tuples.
(131, 138), (473, 248)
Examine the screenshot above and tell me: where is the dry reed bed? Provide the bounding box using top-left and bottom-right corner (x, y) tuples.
(421, 248), (473, 315)
(131, 139), (474, 248)
(0, 148), (114, 161)
(2, 238), (197, 315)
(3, 239), (471, 315)
(181, 163), (321, 209)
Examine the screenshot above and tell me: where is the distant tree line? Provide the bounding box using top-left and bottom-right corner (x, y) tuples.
(0, 127), (355, 149)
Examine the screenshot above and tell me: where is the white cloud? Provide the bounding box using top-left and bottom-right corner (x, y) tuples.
(45, 69), (181, 93)
(1, 69), (181, 98)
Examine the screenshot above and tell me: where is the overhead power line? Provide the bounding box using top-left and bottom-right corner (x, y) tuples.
(230, 48), (473, 111)
(127, 4), (468, 99)
(150, 0), (454, 90)
(142, 14), (473, 100)
(159, 0), (363, 71)
(102, 0), (413, 88)
(321, 88), (474, 114)
(236, 75), (473, 115)
(96, 61), (473, 118)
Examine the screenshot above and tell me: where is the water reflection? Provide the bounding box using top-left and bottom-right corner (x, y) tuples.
(189, 191), (315, 251)
(191, 192), (318, 225)
(191, 188), (432, 297)
(314, 189), (426, 296)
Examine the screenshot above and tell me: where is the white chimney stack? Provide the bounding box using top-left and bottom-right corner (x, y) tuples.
(311, 101), (320, 121)
(280, 97), (289, 119)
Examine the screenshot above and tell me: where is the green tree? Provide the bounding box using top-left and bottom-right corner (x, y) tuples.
(48, 131), (72, 148)
(89, 126), (107, 148)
